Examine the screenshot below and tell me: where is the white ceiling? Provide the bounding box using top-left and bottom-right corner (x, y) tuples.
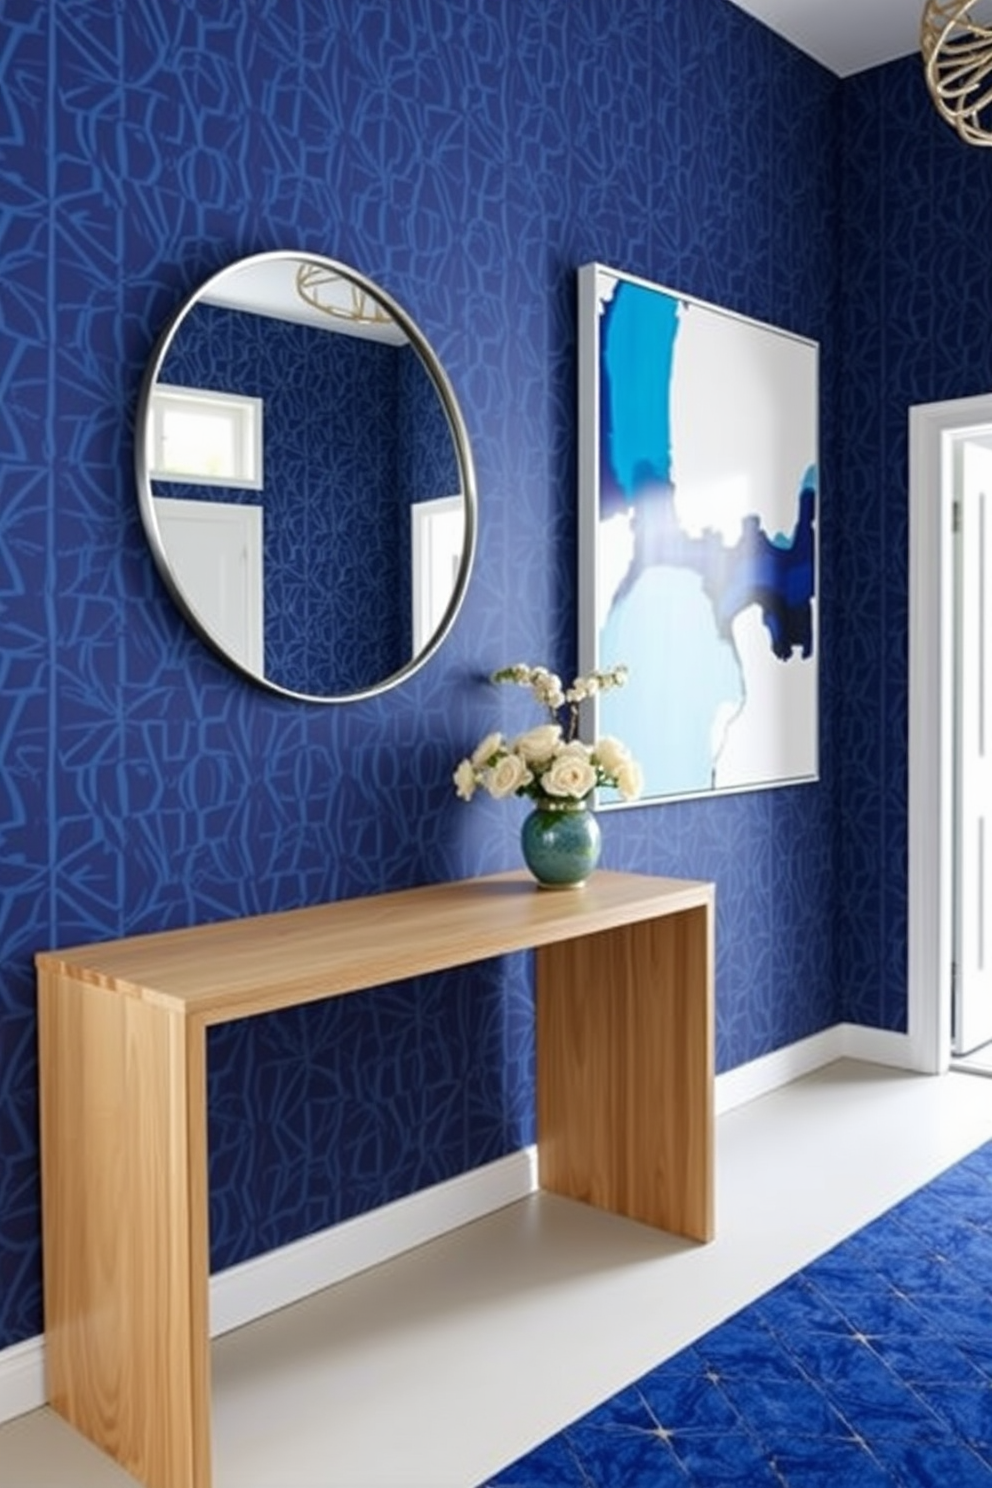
(726, 0), (924, 78)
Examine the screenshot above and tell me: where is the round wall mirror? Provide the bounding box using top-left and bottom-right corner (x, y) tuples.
(134, 250), (477, 703)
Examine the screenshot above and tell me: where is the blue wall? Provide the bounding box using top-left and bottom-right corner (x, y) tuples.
(839, 57), (992, 1033)
(0, 0), (847, 1350)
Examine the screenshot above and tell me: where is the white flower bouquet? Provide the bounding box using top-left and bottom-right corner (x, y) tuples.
(453, 663), (644, 808)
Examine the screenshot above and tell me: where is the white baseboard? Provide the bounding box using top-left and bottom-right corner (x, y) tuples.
(713, 1023), (912, 1116)
(0, 1147), (537, 1428)
(839, 1022), (915, 1070)
(714, 1026), (846, 1114)
(211, 1146), (537, 1337)
(0, 1022), (916, 1428)
(0, 1336), (46, 1428)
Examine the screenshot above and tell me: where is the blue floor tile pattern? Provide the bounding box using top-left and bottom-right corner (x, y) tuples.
(483, 1142), (992, 1486)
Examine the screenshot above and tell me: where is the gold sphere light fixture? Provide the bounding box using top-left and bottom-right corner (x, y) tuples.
(922, 0), (992, 146)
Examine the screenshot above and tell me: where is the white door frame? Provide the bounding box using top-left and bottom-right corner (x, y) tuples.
(907, 393), (992, 1072)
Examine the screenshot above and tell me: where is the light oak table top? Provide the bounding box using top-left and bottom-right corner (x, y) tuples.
(36, 869), (713, 1025)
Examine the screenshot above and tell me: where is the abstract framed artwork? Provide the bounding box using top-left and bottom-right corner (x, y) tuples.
(578, 263), (819, 807)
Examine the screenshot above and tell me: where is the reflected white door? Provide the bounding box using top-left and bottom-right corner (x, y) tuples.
(411, 495), (464, 654)
(952, 439), (992, 1053)
(154, 496), (264, 674)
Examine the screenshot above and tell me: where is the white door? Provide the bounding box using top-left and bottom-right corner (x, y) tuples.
(154, 496), (264, 675)
(952, 438), (992, 1053)
(411, 495), (464, 654)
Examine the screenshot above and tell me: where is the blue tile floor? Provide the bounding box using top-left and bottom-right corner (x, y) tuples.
(483, 1141), (992, 1486)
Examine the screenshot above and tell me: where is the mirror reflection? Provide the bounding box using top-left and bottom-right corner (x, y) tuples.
(135, 251), (476, 702)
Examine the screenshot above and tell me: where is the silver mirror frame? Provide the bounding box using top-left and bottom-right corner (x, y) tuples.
(134, 249), (477, 704)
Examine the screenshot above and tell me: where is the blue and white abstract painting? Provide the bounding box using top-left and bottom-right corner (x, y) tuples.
(578, 264), (819, 805)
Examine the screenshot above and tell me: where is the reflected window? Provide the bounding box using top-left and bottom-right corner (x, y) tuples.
(149, 385), (263, 489)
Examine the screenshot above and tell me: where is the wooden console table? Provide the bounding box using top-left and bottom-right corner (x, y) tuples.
(36, 869), (714, 1488)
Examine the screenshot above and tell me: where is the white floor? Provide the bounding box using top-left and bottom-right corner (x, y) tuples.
(3, 1058), (992, 1488)
(954, 1042), (992, 1076)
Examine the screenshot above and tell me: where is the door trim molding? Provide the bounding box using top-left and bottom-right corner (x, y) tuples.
(908, 394), (992, 1072)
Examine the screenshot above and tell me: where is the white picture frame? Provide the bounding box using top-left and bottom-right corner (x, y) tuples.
(578, 263), (819, 807)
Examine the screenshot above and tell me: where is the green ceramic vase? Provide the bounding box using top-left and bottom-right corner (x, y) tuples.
(520, 800), (601, 888)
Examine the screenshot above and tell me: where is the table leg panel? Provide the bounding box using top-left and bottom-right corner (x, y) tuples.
(535, 906), (713, 1241)
(37, 970), (212, 1488)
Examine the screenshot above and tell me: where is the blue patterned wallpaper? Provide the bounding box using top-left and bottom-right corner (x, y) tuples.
(0, 0), (846, 1350)
(839, 58), (992, 1033)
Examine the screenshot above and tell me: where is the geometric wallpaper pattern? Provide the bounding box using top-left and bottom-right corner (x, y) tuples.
(839, 59), (992, 1031)
(0, 0), (961, 1353)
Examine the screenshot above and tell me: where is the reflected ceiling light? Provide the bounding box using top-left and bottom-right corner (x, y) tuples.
(922, 0), (992, 146)
(294, 263), (394, 326)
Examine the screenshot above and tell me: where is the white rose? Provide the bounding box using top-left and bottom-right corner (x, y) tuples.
(530, 669), (565, 709)
(541, 752), (598, 800)
(485, 753), (533, 799)
(615, 758), (644, 801)
(471, 731), (504, 768)
(513, 724), (562, 763)
(453, 759), (477, 801)
(593, 736), (630, 776)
